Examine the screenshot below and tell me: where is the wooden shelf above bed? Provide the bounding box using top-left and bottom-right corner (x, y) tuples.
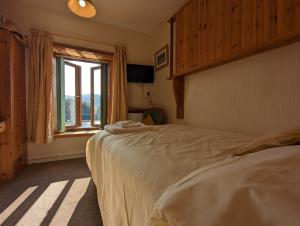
(171, 0), (300, 119)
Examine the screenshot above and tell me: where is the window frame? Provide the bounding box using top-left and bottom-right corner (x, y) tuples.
(91, 66), (102, 127)
(56, 57), (109, 133)
(64, 61), (82, 130)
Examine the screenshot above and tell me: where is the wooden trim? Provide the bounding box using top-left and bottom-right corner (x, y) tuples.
(175, 31), (300, 77)
(54, 42), (114, 56)
(50, 32), (116, 48)
(173, 77), (185, 119)
(65, 127), (100, 132)
(167, 17), (175, 80)
(63, 56), (105, 65)
(55, 130), (98, 139)
(53, 42), (113, 63)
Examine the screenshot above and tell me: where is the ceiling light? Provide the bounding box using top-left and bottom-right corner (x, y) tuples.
(79, 0), (86, 8)
(68, 0), (96, 18)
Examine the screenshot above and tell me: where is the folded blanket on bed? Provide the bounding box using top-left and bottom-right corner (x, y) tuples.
(104, 123), (153, 134)
(231, 127), (300, 156)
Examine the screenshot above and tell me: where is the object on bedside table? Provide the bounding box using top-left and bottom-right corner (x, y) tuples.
(143, 108), (166, 125)
(128, 107), (166, 125)
(143, 115), (154, 125)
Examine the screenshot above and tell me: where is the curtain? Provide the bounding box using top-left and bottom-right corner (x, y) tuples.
(107, 47), (128, 124)
(27, 29), (54, 144)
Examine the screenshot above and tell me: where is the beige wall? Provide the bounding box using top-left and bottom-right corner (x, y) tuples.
(153, 22), (300, 136)
(152, 22), (178, 123)
(1, 0), (154, 162)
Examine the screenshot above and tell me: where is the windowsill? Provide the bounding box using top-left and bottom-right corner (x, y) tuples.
(55, 130), (99, 139)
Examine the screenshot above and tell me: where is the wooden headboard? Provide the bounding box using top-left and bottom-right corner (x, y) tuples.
(172, 0), (300, 118)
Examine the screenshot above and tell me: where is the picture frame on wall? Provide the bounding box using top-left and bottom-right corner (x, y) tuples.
(155, 44), (169, 71)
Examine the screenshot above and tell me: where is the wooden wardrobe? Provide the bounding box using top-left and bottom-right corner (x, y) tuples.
(0, 28), (27, 181)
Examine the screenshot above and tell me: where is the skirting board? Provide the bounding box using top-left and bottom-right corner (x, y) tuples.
(27, 153), (86, 164)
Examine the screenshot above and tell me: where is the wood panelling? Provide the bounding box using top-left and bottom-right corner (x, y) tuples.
(10, 34), (27, 174)
(175, 0), (300, 77)
(0, 29), (13, 180)
(0, 28), (26, 181)
(172, 0), (300, 118)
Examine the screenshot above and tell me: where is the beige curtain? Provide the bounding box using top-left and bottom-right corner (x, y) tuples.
(108, 47), (128, 124)
(27, 29), (54, 144)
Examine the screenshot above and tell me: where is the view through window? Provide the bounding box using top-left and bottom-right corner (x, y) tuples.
(64, 59), (102, 128)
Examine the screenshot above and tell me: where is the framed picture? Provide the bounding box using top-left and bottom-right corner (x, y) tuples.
(155, 44), (169, 71)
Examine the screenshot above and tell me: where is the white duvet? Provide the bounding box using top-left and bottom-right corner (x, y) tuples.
(86, 124), (300, 226)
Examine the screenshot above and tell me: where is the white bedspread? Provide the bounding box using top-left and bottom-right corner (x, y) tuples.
(151, 145), (300, 226)
(86, 124), (254, 226)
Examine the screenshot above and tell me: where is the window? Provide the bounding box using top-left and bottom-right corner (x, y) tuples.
(56, 57), (108, 132)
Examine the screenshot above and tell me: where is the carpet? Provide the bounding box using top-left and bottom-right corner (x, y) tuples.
(0, 158), (102, 226)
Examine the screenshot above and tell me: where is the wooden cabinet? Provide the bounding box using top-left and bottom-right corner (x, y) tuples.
(175, 0), (300, 76)
(0, 28), (26, 181)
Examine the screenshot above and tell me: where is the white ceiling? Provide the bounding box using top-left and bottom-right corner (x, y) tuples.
(16, 0), (188, 34)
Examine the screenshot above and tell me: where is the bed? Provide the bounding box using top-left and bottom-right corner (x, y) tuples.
(86, 124), (300, 226)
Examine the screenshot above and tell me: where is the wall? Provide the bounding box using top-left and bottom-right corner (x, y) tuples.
(153, 22), (300, 136)
(1, 0), (154, 162)
(152, 22), (178, 123)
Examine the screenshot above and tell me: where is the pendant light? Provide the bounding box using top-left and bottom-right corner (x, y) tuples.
(68, 0), (97, 18)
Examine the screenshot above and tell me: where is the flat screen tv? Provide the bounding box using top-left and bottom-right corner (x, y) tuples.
(127, 64), (154, 83)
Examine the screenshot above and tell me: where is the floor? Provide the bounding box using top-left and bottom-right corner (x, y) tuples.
(0, 158), (102, 226)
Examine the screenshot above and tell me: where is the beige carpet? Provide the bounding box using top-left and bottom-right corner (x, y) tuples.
(0, 158), (102, 226)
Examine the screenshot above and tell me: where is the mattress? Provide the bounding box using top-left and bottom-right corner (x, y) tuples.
(86, 124), (255, 226)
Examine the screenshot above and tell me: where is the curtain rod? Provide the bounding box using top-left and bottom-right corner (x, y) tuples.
(24, 31), (116, 49)
(49, 32), (116, 48)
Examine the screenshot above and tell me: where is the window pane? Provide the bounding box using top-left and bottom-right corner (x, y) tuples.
(93, 69), (101, 125)
(65, 64), (76, 127)
(64, 59), (101, 129)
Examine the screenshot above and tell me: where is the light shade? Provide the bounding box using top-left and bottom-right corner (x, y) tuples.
(68, 0), (96, 18)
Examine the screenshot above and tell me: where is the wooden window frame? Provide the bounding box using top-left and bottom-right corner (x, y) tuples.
(54, 43), (112, 134)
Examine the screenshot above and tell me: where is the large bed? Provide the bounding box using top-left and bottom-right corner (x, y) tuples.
(86, 124), (300, 226)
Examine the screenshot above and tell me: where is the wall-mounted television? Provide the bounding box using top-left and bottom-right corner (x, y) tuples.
(127, 64), (154, 83)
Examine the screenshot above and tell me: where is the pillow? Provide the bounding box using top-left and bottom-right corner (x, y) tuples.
(232, 128), (300, 156)
(143, 115), (154, 125)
